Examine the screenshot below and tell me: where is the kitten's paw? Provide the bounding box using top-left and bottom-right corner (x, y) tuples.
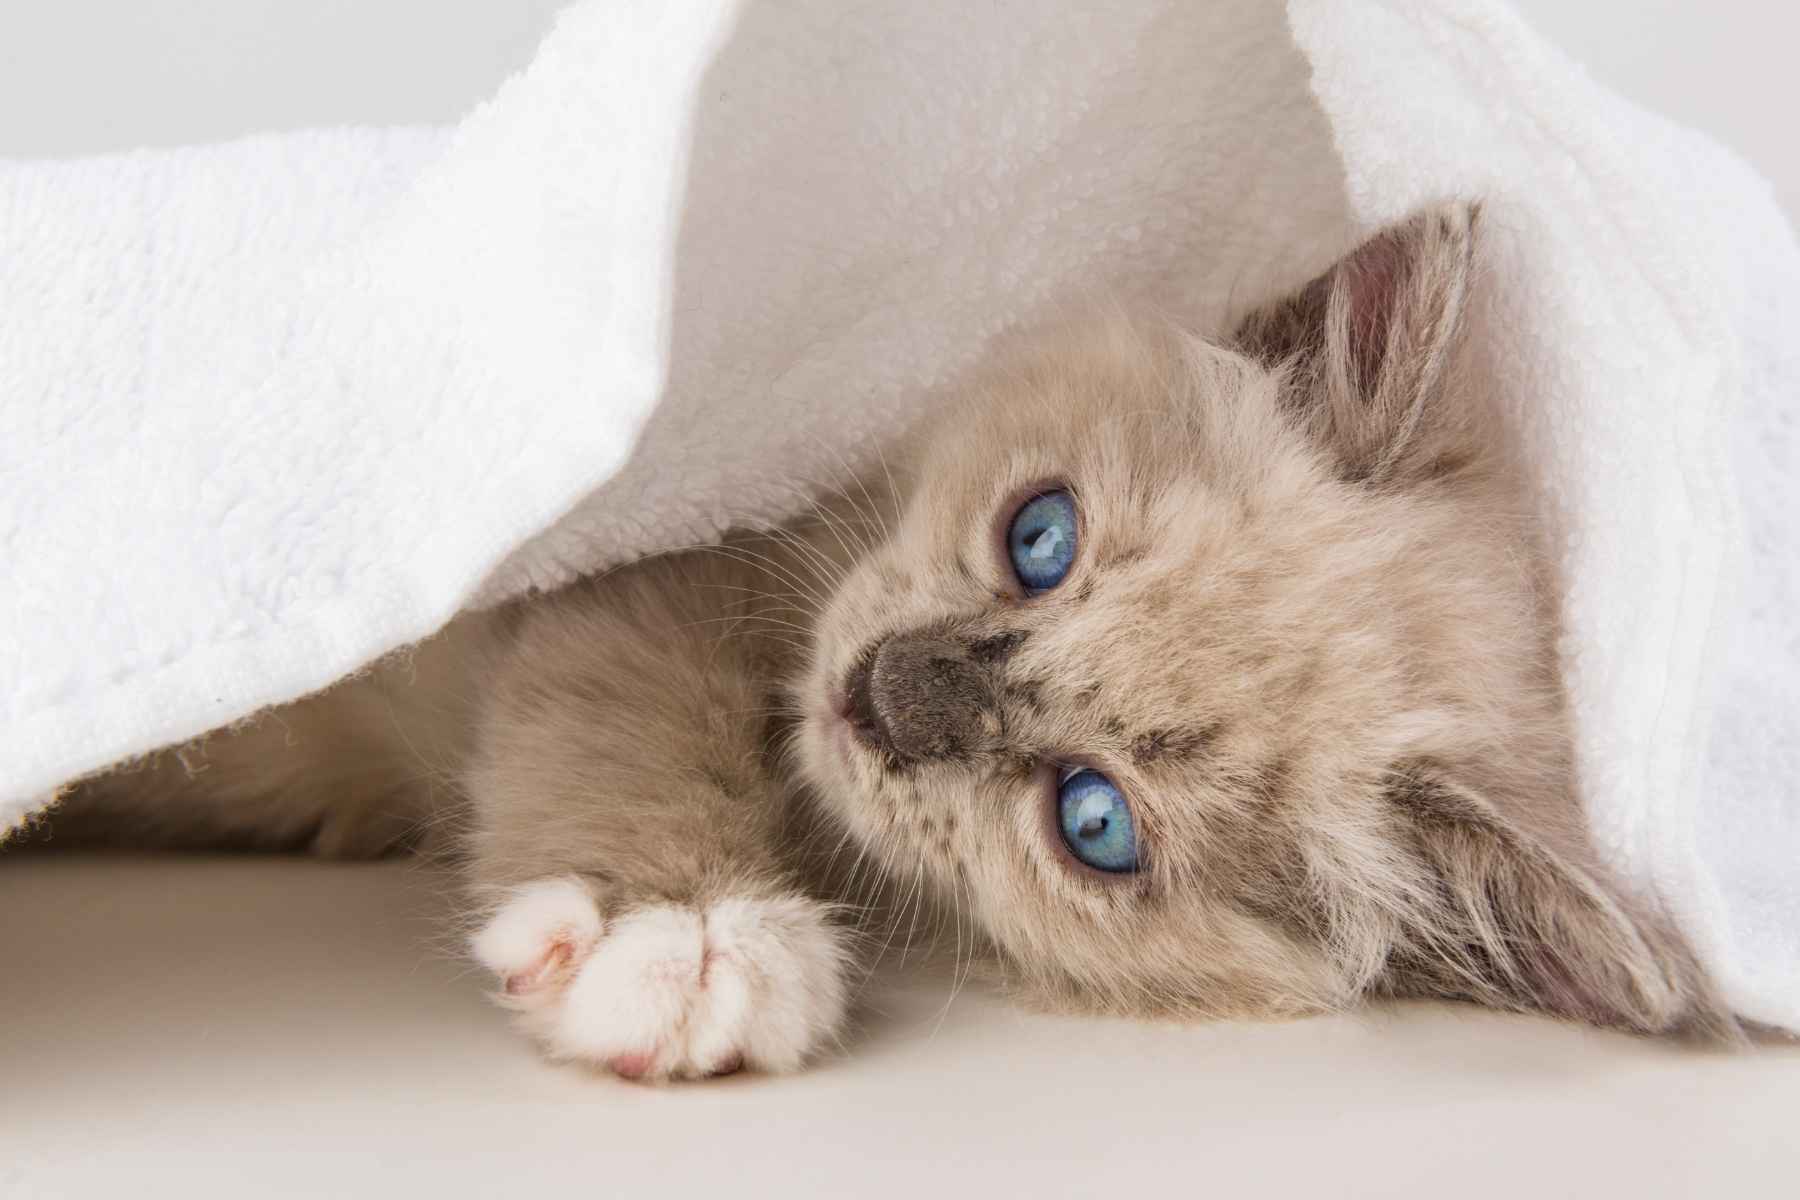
(470, 876), (605, 1002)
(471, 880), (850, 1081)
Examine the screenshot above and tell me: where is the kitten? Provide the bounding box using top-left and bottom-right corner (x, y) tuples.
(45, 203), (1734, 1078)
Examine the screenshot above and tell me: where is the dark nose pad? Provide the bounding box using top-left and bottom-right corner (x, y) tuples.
(845, 635), (994, 762)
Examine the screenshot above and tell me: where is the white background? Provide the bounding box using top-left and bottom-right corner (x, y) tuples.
(0, 1), (1795, 223)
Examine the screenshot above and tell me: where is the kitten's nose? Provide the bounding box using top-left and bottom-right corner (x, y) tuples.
(847, 635), (994, 762)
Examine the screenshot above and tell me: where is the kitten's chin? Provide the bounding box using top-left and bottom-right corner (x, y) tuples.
(820, 707), (861, 778)
(798, 697), (889, 851)
(796, 694), (857, 790)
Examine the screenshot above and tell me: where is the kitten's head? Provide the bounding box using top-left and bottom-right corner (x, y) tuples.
(796, 204), (1726, 1035)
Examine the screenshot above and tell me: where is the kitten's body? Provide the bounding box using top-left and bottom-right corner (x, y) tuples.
(48, 206), (1733, 1076)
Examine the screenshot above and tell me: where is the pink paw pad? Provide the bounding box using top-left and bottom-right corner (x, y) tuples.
(502, 937), (577, 997)
(607, 1051), (658, 1080)
(469, 876), (603, 1007)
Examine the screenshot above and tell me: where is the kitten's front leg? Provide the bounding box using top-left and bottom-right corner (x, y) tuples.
(460, 560), (854, 1081)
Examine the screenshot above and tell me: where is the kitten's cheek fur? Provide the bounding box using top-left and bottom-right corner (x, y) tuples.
(471, 878), (851, 1080)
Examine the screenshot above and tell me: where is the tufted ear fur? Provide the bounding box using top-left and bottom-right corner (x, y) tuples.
(1377, 766), (1735, 1038)
(1234, 203), (1478, 484)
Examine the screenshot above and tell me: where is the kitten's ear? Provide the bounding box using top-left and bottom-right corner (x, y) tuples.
(1233, 203), (1477, 483)
(1379, 766), (1731, 1037)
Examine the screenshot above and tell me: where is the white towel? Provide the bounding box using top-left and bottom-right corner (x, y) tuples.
(3, 0), (1794, 1031)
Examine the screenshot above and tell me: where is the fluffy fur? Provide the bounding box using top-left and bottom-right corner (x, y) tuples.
(40, 204), (1736, 1076)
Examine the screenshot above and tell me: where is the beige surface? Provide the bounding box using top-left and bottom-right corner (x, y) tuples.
(3, 853), (1797, 1199)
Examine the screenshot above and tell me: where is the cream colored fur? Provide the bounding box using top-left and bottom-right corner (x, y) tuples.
(44, 205), (1734, 1079)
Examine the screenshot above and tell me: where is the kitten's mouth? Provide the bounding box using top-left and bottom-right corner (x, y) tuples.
(819, 686), (863, 771)
(831, 655), (886, 753)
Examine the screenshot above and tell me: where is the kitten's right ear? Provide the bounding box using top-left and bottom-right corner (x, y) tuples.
(1233, 204), (1478, 484)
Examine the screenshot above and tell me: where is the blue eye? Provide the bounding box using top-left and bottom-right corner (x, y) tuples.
(1007, 490), (1078, 592)
(1057, 769), (1139, 873)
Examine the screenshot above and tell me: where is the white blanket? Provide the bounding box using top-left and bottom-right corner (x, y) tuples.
(3, 0), (1794, 1031)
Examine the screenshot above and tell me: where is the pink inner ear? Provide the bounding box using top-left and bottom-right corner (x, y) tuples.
(1343, 234), (1408, 396)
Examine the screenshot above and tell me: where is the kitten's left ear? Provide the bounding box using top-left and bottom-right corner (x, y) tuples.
(1233, 203), (1478, 483)
(1378, 766), (1734, 1038)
